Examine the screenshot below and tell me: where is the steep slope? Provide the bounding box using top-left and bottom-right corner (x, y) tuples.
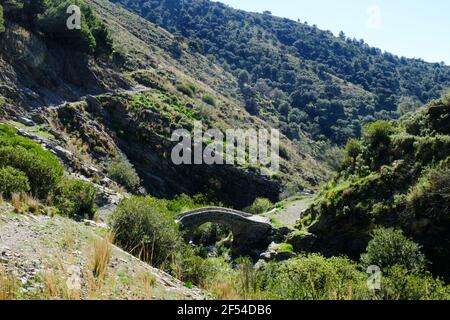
(111, 0), (450, 145)
(295, 94), (450, 279)
(0, 0), (328, 208)
(0, 205), (205, 300)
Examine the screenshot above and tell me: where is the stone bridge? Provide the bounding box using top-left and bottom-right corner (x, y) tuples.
(176, 207), (275, 255)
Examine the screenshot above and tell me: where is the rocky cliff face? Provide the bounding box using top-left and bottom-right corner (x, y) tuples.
(0, 23), (131, 112)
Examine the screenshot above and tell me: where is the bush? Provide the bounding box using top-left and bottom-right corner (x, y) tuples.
(381, 265), (449, 300)
(109, 196), (183, 267)
(37, 0), (113, 57)
(176, 84), (194, 97)
(0, 167), (30, 197)
(0, 146), (63, 198)
(406, 162), (450, 219)
(344, 138), (361, 160)
(244, 198), (273, 215)
(360, 228), (427, 274)
(202, 94), (216, 106)
(257, 254), (369, 300)
(106, 157), (141, 193)
(0, 125), (64, 198)
(0, 4), (5, 33)
(192, 223), (231, 247)
(53, 177), (98, 219)
(171, 249), (210, 286)
(362, 121), (394, 146)
(276, 243), (294, 253)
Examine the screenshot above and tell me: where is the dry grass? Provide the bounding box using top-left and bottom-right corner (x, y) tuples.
(22, 193), (41, 214)
(0, 266), (19, 300)
(206, 281), (240, 300)
(41, 270), (69, 300)
(11, 193), (21, 213)
(91, 232), (113, 280)
(136, 270), (156, 300)
(62, 222), (76, 249)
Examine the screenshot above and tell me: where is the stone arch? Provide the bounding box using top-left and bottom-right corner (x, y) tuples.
(177, 207), (273, 255)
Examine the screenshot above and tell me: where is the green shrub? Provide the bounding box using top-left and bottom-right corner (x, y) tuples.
(109, 196), (183, 267)
(192, 223), (231, 246)
(406, 162), (450, 219)
(257, 254), (369, 300)
(344, 138), (361, 160)
(0, 146), (63, 198)
(176, 84), (194, 97)
(171, 249), (210, 286)
(0, 167), (30, 197)
(165, 193), (220, 216)
(276, 243), (294, 253)
(202, 94), (216, 106)
(381, 265), (449, 300)
(37, 0), (113, 57)
(360, 228), (427, 274)
(362, 121), (394, 146)
(0, 4), (5, 33)
(244, 198), (273, 215)
(107, 157), (141, 193)
(53, 177), (98, 219)
(0, 125), (64, 198)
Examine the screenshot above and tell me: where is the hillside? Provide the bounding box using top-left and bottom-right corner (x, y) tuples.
(111, 0), (450, 145)
(0, 0), (328, 208)
(0, 0), (449, 302)
(0, 206), (205, 300)
(294, 93), (450, 280)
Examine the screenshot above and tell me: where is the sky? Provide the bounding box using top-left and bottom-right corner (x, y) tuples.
(216, 0), (450, 65)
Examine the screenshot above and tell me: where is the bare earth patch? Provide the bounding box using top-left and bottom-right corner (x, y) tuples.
(0, 204), (205, 300)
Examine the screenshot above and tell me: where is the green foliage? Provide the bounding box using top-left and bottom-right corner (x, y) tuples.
(406, 161), (450, 219)
(276, 243), (294, 253)
(202, 94), (216, 106)
(171, 248), (211, 286)
(22, 0), (48, 19)
(360, 228), (427, 274)
(381, 265), (449, 300)
(192, 223), (231, 247)
(107, 157), (141, 193)
(0, 166), (30, 197)
(257, 254), (369, 300)
(344, 138), (362, 160)
(0, 0), (113, 56)
(0, 0), (113, 57)
(53, 177), (98, 219)
(237, 70), (250, 84)
(0, 4), (5, 33)
(307, 96), (450, 279)
(0, 125), (64, 198)
(109, 196), (183, 267)
(244, 198), (273, 215)
(112, 0), (450, 145)
(176, 84), (195, 97)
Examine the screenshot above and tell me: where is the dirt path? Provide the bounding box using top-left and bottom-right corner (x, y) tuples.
(264, 197), (314, 228)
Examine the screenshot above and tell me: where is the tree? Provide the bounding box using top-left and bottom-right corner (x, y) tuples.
(26, 0), (113, 57)
(360, 228), (427, 274)
(238, 69), (250, 85)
